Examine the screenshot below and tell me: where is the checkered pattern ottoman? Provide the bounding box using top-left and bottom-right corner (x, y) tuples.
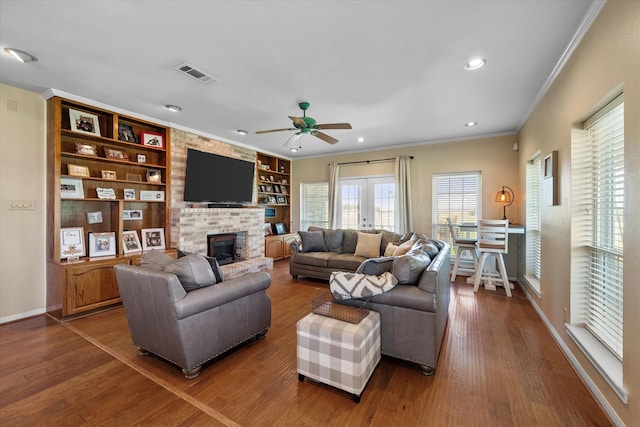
(296, 310), (381, 402)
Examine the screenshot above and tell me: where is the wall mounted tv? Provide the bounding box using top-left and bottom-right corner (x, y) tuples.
(183, 148), (255, 205)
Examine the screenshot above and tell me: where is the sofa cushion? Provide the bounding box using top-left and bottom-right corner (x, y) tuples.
(164, 253), (217, 292)
(379, 230), (401, 256)
(417, 238), (440, 259)
(366, 284), (436, 313)
(391, 245), (431, 285)
(139, 250), (175, 271)
(356, 256), (395, 275)
(327, 253), (367, 271)
(177, 249), (225, 283)
(323, 228), (344, 253)
(295, 252), (336, 267)
(299, 231), (328, 253)
(342, 229), (359, 254)
(355, 232), (383, 258)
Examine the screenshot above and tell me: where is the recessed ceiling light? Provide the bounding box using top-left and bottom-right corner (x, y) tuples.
(357, 137), (365, 143)
(165, 104), (182, 112)
(464, 58), (486, 71)
(290, 147), (298, 153)
(465, 121), (478, 127)
(236, 130), (248, 136)
(4, 48), (37, 63)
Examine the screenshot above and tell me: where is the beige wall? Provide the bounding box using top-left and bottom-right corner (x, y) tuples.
(291, 134), (520, 235)
(0, 84), (46, 322)
(518, 1), (639, 424)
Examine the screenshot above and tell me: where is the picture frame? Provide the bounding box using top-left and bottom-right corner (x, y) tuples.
(268, 196), (277, 204)
(60, 227), (85, 259)
(264, 222), (273, 236)
(69, 108), (101, 136)
(101, 170), (117, 180)
(275, 222), (286, 235)
(68, 164), (90, 177)
(75, 142), (97, 156)
(141, 228), (166, 251)
(268, 175), (275, 182)
(60, 177), (84, 199)
(117, 123), (138, 143)
(281, 186), (288, 195)
(123, 188), (136, 200)
(136, 154), (146, 164)
(141, 132), (164, 149)
(126, 173), (142, 182)
(259, 175), (266, 181)
(277, 196), (287, 204)
(104, 147), (129, 161)
(89, 232), (116, 257)
(146, 169), (161, 183)
(96, 187), (116, 199)
(265, 207), (276, 218)
(123, 209), (143, 220)
(140, 190), (164, 201)
(122, 230), (142, 254)
(86, 211), (103, 224)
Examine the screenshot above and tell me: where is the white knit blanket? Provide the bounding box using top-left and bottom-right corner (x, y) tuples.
(330, 271), (398, 299)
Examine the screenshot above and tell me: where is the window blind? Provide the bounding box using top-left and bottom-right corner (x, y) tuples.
(526, 155), (541, 281)
(432, 172), (481, 246)
(571, 94), (624, 360)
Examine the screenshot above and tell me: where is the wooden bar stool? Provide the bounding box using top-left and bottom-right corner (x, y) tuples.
(473, 219), (511, 297)
(447, 217), (478, 281)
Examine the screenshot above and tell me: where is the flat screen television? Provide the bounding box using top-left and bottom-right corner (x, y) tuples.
(183, 148), (255, 205)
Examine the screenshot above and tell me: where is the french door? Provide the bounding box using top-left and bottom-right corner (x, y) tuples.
(338, 177), (395, 231)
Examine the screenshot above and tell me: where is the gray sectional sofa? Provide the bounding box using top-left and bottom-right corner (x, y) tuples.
(289, 227), (451, 374)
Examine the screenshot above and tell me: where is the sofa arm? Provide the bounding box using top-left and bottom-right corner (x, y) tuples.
(174, 272), (271, 320)
(417, 242), (450, 293)
(290, 238), (302, 254)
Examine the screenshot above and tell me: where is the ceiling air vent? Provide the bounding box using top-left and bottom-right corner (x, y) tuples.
(173, 63), (217, 84)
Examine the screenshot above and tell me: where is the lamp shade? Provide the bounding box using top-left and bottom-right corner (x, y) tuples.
(495, 185), (514, 220)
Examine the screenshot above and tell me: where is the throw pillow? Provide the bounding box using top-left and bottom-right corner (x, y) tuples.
(299, 231), (328, 253)
(164, 253), (216, 292)
(342, 229), (359, 254)
(356, 256), (395, 275)
(177, 249), (225, 283)
(384, 242), (398, 257)
(330, 271), (398, 299)
(323, 228), (344, 253)
(391, 246), (431, 285)
(139, 250), (175, 271)
(354, 232), (383, 258)
(393, 238), (415, 256)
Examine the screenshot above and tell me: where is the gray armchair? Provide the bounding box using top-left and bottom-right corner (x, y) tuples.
(114, 264), (271, 379)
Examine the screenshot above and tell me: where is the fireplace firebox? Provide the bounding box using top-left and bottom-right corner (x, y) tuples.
(207, 233), (237, 265)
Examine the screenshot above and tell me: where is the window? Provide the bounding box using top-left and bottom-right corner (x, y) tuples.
(337, 176), (395, 231)
(570, 94), (625, 401)
(525, 153), (541, 294)
(432, 172), (481, 246)
(300, 182), (329, 231)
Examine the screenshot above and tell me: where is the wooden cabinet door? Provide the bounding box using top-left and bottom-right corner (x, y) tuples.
(265, 236), (284, 260)
(64, 258), (129, 316)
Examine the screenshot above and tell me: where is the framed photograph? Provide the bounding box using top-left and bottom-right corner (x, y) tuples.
(264, 222), (273, 236)
(122, 230), (142, 254)
(281, 186), (288, 195)
(69, 108), (101, 136)
(123, 188), (136, 200)
(126, 173), (142, 182)
(280, 178), (288, 185)
(259, 175), (266, 181)
(123, 209), (143, 220)
(141, 228), (166, 251)
(277, 196), (287, 204)
(89, 232), (116, 257)
(146, 169), (161, 183)
(275, 222), (286, 235)
(118, 123), (138, 143)
(268, 175), (275, 182)
(140, 190), (164, 201)
(265, 207), (276, 218)
(101, 170), (116, 180)
(75, 142), (97, 156)
(136, 154), (146, 163)
(60, 177), (84, 199)
(265, 184), (274, 193)
(68, 164), (90, 177)
(104, 147), (129, 160)
(60, 227), (85, 259)
(141, 132), (164, 149)
(96, 187), (116, 199)
(268, 196), (276, 204)
(273, 185), (281, 193)
(86, 211), (103, 224)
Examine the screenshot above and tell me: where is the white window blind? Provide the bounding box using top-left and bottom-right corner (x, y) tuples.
(432, 172), (481, 246)
(300, 182), (329, 231)
(571, 94), (624, 360)
(526, 154), (541, 285)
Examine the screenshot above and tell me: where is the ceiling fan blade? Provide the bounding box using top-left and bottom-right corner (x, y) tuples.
(313, 131), (339, 145)
(255, 128), (296, 134)
(288, 116), (307, 128)
(283, 132), (302, 148)
(315, 123), (352, 130)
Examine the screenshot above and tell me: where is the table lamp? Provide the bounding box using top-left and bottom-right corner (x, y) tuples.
(495, 185), (514, 220)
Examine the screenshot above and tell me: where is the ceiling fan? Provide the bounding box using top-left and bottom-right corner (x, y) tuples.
(255, 102), (352, 149)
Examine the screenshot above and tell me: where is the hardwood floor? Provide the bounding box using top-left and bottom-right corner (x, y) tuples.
(1, 260), (611, 426)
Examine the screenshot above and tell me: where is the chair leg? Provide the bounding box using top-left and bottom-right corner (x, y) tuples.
(473, 253), (486, 293)
(451, 248), (462, 281)
(496, 254), (512, 297)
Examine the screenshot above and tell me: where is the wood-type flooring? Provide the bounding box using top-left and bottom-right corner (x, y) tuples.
(0, 260), (612, 426)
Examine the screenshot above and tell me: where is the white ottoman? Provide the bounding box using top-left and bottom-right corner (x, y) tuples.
(296, 310), (381, 402)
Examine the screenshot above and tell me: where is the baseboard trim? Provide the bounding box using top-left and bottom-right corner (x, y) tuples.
(517, 283), (623, 427)
(0, 308), (46, 325)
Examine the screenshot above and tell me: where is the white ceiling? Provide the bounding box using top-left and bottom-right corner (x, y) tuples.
(0, 0), (599, 159)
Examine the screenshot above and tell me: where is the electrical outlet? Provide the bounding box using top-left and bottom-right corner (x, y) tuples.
(9, 200), (35, 210)
(563, 307), (569, 323)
